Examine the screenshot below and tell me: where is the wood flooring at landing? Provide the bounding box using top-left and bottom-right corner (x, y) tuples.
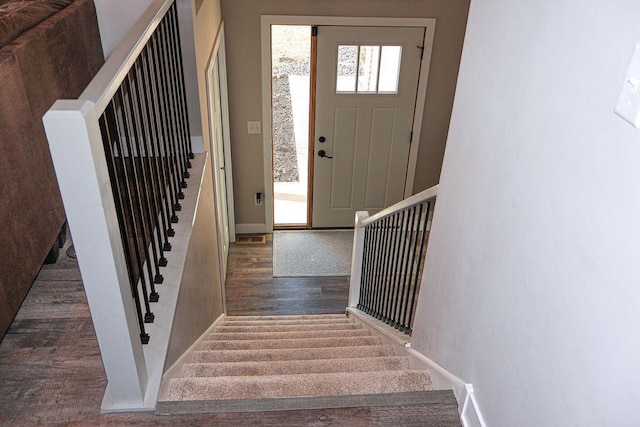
(225, 234), (350, 316)
(0, 236), (459, 426)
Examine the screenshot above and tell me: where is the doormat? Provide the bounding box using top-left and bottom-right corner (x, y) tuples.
(272, 230), (353, 277)
(236, 235), (266, 245)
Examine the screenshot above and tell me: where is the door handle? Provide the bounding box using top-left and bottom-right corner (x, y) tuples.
(318, 136), (326, 143)
(318, 150), (333, 159)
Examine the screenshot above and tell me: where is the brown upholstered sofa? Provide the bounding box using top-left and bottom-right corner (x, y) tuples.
(0, 0), (104, 340)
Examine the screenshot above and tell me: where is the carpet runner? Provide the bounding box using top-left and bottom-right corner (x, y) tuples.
(156, 314), (433, 413)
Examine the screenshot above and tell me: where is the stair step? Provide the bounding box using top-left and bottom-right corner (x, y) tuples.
(219, 318), (354, 327)
(167, 370), (432, 401)
(224, 314), (347, 322)
(206, 328), (371, 342)
(199, 336), (381, 351)
(157, 390), (455, 415)
(214, 323), (362, 333)
(181, 356), (410, 377)
(192, 345), (395, 363)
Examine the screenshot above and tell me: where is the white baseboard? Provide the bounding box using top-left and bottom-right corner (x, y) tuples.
(345, 308), (486, 426)
(236, 223), (267, 234)
(191, 136), (204, 153)
(461, 384), (488, 427)
(407, 349), (487, 426)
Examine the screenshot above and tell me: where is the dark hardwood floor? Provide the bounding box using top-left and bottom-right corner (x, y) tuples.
(0, 234), (458, 426)
(225, 234), (350, 316)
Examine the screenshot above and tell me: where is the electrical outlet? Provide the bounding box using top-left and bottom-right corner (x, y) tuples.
(255, 192), (263, 206)
(247, 121), (262, 134)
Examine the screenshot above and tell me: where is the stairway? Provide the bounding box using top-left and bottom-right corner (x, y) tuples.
(156, 314), (436, 414)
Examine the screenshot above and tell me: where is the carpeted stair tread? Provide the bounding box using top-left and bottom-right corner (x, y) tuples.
(218, 318), (354, 327)
(199, 336), (381, 351)
(192, 344), (395, 363)
(167, 370), (431, 401)
(181, 356), (410, 377)
(206, 328), (372, 342)
(224, 314), (347, 321)
(214, 323), (362, 333)
(159, 315), (438, 413)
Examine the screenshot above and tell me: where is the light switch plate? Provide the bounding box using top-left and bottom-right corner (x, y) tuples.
(247, 121), (262, 134)
(615, 43), (640, 128)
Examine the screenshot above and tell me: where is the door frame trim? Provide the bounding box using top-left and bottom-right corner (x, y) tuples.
(261, 15), (436, 233)
(205, 22), (235, 312)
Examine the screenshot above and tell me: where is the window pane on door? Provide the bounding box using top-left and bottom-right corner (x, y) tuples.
(357, 46), (380, 93)
(378, 46), (402, 93)
(336, 45), (358, 92)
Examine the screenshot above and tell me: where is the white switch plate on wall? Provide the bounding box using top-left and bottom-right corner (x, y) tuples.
(615, 43), (640, 128)
(247, 121), (262, 134)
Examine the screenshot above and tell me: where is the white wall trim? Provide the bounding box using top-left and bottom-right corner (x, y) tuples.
(261, 16), (436, 230)
(346, 307), (485, 425)
(405, 20), (436, 196)
(461, 384), (488, 427)
(216, 24), (237, 244)
(405, 350), (487, 425)
(236, 223), (267, 234)
(260, 17), (274, 233)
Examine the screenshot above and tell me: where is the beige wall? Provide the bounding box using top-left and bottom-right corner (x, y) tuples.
(177, 0), (222, 150)
(221, 0), (470, 226)
(165, 0), (224, 367)
(94, 0), (156, 58)
(165, 156), (223, 369)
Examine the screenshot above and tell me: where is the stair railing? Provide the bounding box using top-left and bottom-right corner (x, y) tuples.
(349, 185), (438, 335)
(43, 0), (191, 409)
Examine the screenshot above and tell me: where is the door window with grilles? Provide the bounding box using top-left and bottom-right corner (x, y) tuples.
(336, 45), (402, 94)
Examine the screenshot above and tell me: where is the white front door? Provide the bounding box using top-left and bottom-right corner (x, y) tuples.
(312, 26), (425, 228)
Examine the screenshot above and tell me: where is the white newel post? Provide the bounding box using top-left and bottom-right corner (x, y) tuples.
(44, 100), (148, 405)
(349, 211), (370, 308)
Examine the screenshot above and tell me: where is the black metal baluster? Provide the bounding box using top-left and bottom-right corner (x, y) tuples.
(406, 202), (430, 335)
(366, 222), (380, 316)
(170, 2), (194, 161)
(373, 217), (390, 319)
(379, 216), (394, 322)
(99, 103), (149, 345)
(382, 216), (396, 320)
(368, 222), (384, 316)
(156, 19), (186, 200)
(143, 43), (178, 235)
(392, 209), (409, 329)
(159, 14), (187, 187)
(149, 31), (181, 219)
(112, 91), (155, 324)
(374, 219), (388, 318)
(165, 6), (190, 177)
(362, 225), (377, 313)
(385, 212), (402, 324)
(397, 206), (417, 332)
(358, 226), (372, 312)
(117, 86), (159, 305)
(401, 203), (424, 332)
(126, 67), (164, 285)
(139, 45), (173, 255)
